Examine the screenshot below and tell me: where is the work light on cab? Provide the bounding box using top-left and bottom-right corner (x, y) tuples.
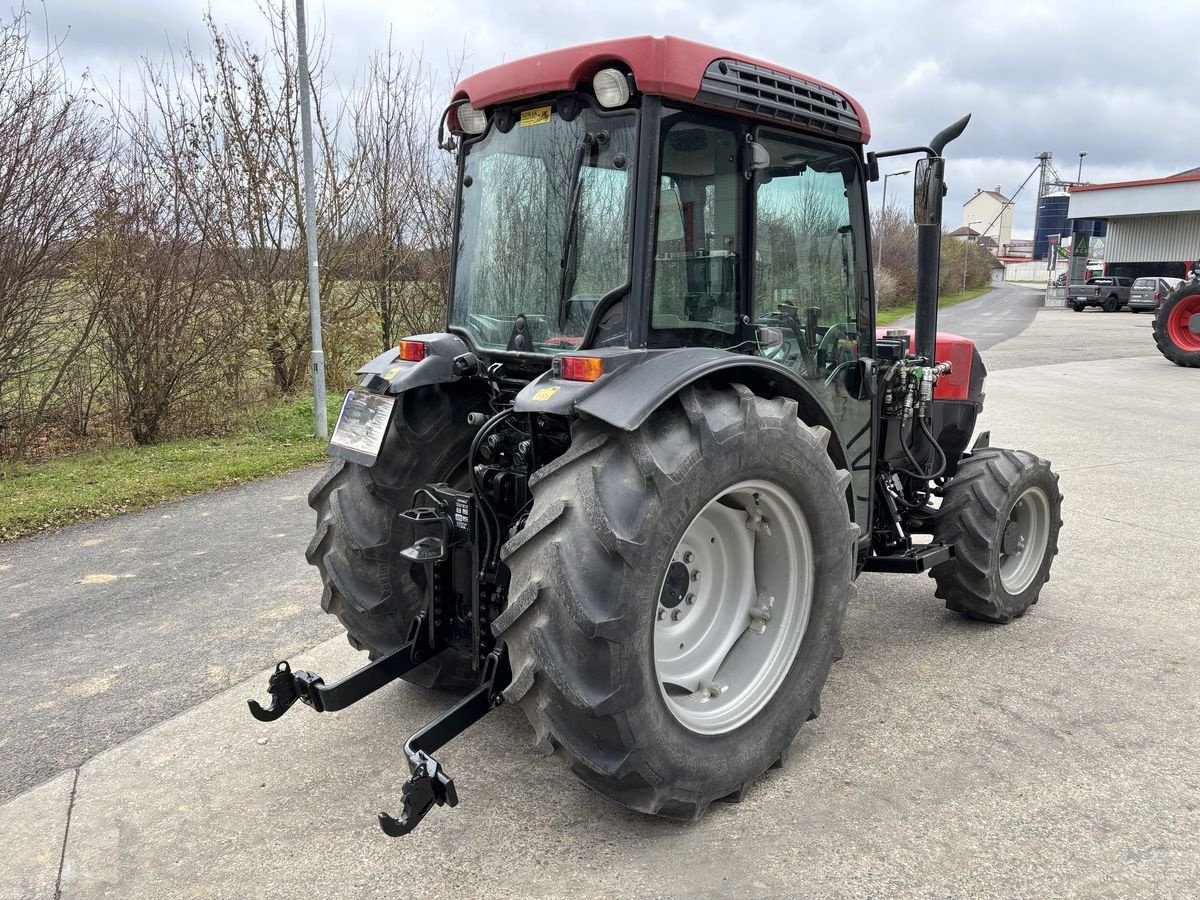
(455, 101), (488, 134)
(592, 68), (630, 107)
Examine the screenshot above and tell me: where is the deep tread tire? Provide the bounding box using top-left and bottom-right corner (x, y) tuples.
(1102, 295), (1120, 312)
(1152, 283), (1200, 368)
(930, 447), (1063, 623)
(496, 384), (856, 820)
(1068, 302), (1083, 312)
(306, 384), (487, 690)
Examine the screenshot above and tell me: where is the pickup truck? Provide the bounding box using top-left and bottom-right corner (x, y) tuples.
(1067, 277), (1133, 312)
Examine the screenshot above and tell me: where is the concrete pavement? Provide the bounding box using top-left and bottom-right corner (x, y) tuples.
(1, 308), (1197, 898)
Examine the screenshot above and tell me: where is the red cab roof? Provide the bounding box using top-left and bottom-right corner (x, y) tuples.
(453, 35), (870, 144)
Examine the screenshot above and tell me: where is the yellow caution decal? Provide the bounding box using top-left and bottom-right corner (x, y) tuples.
(532, 386), (560, 402)
(520, 106), (552, 127)
(383, 365), (404, 380)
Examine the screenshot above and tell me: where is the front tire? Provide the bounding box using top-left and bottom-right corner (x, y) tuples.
(1153, 283), (1200, 367)
(930, 448), (1063, 623)
(496, 384), (856, 819)
(306, 384), (487, 690)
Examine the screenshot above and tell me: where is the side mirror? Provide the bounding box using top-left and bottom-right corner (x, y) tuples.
(913, 157), (945, 226)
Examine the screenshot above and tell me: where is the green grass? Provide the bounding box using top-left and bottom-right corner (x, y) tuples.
(0, 394), (343, 542)
(876, 285), (994, 326)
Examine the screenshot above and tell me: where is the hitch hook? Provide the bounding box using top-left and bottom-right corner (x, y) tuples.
(248, 661), (300, 722)
(377, 753), (459, 837)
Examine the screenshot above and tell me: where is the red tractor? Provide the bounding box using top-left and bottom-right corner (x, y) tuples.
(250, 36), (1063, 835)
(1154, 269), (1200, 366)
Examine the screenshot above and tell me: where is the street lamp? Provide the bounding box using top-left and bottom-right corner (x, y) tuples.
(1077, 151), (1088, 184)
(963, 220), (982, 294)
(876, 168), (911, 297)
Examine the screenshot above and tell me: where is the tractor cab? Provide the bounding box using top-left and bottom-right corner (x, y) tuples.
(441, 36), (875, 521)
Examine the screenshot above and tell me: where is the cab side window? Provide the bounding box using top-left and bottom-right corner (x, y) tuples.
(752, 132), (864, 383)
(650, 114), (742, 346)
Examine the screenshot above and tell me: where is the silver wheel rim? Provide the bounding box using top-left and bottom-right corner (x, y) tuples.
(998, 486), (1051, 594)
(653, 479), (813, 735)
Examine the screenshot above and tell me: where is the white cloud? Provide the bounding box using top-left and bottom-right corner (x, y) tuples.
(31, 0), (1196, 238)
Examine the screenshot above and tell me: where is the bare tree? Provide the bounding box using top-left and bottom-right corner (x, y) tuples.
(0, 8), (112, 453)
(133, 4), (361, 394)
(79, 112), (246, 445)
(350, 39), (458, 348)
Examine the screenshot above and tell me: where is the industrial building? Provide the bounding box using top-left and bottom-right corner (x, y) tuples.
(1067, 169), (1200, 282)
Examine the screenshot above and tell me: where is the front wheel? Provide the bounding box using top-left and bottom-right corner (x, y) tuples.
(1153, 284), (1200, 367)
(496, 384), (856, 819)
(930, 448), (1063, 623)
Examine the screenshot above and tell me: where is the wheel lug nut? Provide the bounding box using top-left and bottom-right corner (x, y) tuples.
(685, 593), (696, 605)
(682, 551), (694, 564)
(671, 609), (683, 621)
(691, 569), (701, 582)
(657, 608), (665, 620)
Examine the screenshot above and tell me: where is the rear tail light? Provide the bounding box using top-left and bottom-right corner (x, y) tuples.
(558, 356), (604, 382)
(1155, 291), (1161, 301)
(397, 340), (428, 362)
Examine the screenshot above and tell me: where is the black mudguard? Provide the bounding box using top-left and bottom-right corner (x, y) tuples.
(513, 347), (853, 490)
(357, 332), (474, 395)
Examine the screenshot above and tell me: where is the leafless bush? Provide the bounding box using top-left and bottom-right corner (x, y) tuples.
(132, 4), (362, 394)
(349, 39), (458, 348)
(0, 8), (112, 453)
(79, 131), (246, 444)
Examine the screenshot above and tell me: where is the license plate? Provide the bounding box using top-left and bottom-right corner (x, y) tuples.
(329, 390), (396, 465)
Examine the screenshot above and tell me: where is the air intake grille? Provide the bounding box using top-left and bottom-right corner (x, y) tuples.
(696, 59), (862, 141)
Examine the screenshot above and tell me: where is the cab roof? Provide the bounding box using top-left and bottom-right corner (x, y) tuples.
(453, 35), (870, 145)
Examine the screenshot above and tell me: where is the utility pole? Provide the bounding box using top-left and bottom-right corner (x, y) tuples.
(296, 0), (327, 438)
(1077, 151), (1088, 184)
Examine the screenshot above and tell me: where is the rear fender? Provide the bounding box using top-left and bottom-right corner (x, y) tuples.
(514, 348), (854, 512)
(357, 333), (472, 395)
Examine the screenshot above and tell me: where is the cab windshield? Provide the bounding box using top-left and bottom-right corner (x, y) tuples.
(450, 103), (637, 352)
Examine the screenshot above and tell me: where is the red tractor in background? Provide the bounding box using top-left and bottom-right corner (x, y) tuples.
(1154, 266), (1200, 366)
(250, 36), (1064, 835)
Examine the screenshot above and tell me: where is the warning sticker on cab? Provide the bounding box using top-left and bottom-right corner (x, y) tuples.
(532, 386), (560, 402)
(520, 106), (552, 127)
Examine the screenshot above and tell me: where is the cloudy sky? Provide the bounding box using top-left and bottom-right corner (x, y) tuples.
(30, 0), (1195, 238)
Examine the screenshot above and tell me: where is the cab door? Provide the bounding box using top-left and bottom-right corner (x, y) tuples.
(750, 130), (874, 523)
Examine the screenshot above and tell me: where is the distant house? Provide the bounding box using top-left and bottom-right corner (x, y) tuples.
(963, 186), (1014, 255)
(949, 225), (1000, 252)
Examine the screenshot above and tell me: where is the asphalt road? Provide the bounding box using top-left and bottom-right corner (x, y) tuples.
(0, 467), (338, 804)
(3, 299), (1198, 898)
(913, 281), (1042, 350)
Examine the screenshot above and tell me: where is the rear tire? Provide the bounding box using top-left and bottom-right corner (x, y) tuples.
(1102, 295), (1120, 312)
(306, 384), (487, 690)
(1152, 283), (1200, 367)
(930, 448), (1063, 623)
(496, 384), (856, 819)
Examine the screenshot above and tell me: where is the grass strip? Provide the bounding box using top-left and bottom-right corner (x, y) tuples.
(0, 396), (341, 541)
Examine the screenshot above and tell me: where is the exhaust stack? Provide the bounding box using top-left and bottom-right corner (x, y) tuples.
(914, 115), (971, 362)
